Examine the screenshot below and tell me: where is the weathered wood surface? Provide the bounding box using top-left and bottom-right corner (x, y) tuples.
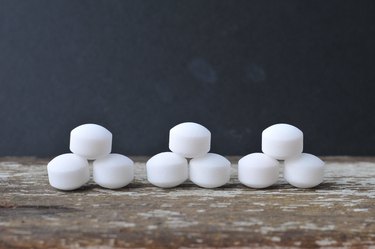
(0, 156), (374, 249)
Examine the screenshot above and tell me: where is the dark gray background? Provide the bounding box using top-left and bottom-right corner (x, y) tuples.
(0, 0), (374, 156)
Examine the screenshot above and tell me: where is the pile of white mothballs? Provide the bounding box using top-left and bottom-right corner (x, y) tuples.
(239, 123), (325, 189)
(47, 124), (134, 190)
(47, 122), (325, 191)
(147, 122), (231, 188)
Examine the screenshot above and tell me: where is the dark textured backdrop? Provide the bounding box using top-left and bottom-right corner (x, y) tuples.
(0, 0), (374, 156)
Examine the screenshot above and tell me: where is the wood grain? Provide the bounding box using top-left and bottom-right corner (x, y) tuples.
(0, 157), (374, 248)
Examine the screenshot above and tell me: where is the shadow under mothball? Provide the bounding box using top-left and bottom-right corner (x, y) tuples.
(58, 181), (336, 192)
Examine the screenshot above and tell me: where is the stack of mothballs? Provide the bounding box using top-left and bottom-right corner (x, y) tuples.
(238, 123), (325, 189)
(47, 124), (134, 190)
(147, 122), (231, 188)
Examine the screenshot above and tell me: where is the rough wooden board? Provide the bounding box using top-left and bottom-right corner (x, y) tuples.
(0, 157), (374, 249)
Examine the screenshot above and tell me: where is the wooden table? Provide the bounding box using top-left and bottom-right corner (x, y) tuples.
(0, 157), (374, 248)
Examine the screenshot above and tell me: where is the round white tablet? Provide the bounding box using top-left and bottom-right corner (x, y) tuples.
(189, 153), (231, 188)
(169, 122), (211, 158)
(238, 153), (280, 188)
(262, 123), (303, 160)
(146, 152), (188, 188)
(70, 123), (112, 160)
(47, 153), (90, 191)
(284, 153), (325, 188)
(93, 154), (134, 189)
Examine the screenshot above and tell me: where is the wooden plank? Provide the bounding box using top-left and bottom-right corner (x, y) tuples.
(0, 157), (374, 248)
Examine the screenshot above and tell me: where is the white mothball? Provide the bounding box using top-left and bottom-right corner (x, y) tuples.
(284, 153), (325, 188)
(146, 152), (188, 188)
(70, 123), (112, 160)
(169, 122), (211, 158)
(47, 153), (90, 190)
(189, 153), (231, 188)
(93, 154), (134, 189)
(238, 153), (279, 188)
(262, 123), (303, 160)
